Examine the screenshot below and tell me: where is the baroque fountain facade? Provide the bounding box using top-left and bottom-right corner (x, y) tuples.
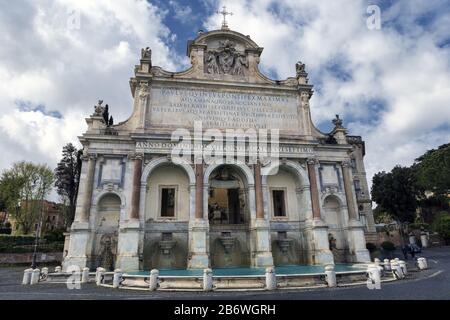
(62, 25), (376, 272)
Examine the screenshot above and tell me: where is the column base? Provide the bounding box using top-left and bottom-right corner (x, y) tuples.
(253, 252), (274, 268)
(347, 219), (371, 263)
(116, 220), (140, 272)
(308, 219), (335, 265)
(62, 224), (90, 271)
(62, 256), (88, 271)
(188, 253), (209, 269)
(188, 219), (210, 269)
(115, 254), (140, 271)
(250, 219), (274, 268)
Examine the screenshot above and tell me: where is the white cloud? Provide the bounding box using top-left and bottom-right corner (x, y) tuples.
(204, 0), (450, 193)
(0, 0), (183, 183)
(1, 0), (449, 203)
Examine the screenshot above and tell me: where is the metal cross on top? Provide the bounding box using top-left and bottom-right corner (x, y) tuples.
(217, 6), (233, 30)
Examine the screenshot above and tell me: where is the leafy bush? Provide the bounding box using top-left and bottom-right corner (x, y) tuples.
(366, 242), (377, 252)
(432, 212), (450, 242)
(381, 241), (396, 251)
(409, 223), (430, 231)
(0, 242), (64, 253)
(0, 235), (35, 245)
(44, 229), (65, 242)
(0, 227), (12, 235)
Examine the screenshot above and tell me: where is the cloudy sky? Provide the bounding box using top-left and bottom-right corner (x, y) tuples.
(0, 0), (449, 198)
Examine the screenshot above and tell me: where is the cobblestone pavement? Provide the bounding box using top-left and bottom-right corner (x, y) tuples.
(0, 247), (449, 300)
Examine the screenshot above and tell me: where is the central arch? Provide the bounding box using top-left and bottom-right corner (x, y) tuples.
(204, 161), (254, 268)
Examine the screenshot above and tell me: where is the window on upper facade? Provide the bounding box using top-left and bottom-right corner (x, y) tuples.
(160, 187), (176, 217)
(351, 158), (357, 172)
(272, 190), (286, 217)
(354, 180), (362, 197)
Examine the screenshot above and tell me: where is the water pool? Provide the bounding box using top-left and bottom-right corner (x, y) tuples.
(126, 264), (366, 277)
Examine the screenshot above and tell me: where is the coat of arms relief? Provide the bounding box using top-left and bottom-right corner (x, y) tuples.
(204, 40), (248, 76)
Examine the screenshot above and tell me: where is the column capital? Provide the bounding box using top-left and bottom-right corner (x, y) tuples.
(306, 157), (318, 166)
(82, 153), (98, 161)
(341, 159), (352, 168)
(128, 152), (144, 161)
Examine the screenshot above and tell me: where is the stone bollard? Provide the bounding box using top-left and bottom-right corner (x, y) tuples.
(113, 269), (123, 289)
(149, 269), (159, 291)
(383, 259), (391, 271)
(203, 268), (213, 292)
(422, 258), (428, 269)
(391, 261), (404, 279)
(420, 233), (428, 248)
(324, 265), (337, 288)
(417, 257), (428, 270)
(22, 269), (33, 285)
(54, 266), (62, 273)
(30, 269), (40, 285)
(81, 267), (90, 283)
(367, 264), (381, 289)
(95, 267), (106, 285)
(265, 267), (277, 290)
(399, 260), (407, 276)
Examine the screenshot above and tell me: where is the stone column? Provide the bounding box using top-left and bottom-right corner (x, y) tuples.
(115, 153), (142, 271)
(195, 163), (203, 219)
(341, 161), (357, 220)
(305, 158), (334, 265)
(63, 154), (96, 271)
(341, 160), (371, 263)
(254, 162), (264, 219)
(250, 162), (274, 268)
(307, 159), (321, 220)
(79, 154), (96, 222)
(130, 154), (143, 220)
(188, 162), (209, 269)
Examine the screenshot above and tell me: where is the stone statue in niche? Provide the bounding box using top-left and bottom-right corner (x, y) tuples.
(205, 40), (248, 76)
(98, 233), (117, 271)
(328, 233), (337, 250)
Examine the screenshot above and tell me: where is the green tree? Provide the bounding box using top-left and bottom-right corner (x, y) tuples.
(0, 162), (54, 234)
(413, 143), (450, 197)
(432, 212), (450, 244)
(54, 143), (82, 227)
(371, 166), (422, 223)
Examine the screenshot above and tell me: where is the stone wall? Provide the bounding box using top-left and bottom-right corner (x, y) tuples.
(0, 252), (63, 265)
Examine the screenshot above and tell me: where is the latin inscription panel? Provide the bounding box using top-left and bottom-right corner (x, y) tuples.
(148, 86), (300, 131)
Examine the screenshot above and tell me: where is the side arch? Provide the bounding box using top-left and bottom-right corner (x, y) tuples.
(261, 160), (309, 187)
(141, 157), (195, 185)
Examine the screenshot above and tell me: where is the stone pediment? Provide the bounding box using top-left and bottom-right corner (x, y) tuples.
(144, 29), (298, 86)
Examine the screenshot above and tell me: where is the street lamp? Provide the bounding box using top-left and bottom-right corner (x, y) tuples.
(31, 184), (46, 270)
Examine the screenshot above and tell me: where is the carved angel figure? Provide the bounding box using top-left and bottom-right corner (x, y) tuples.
(218, 50), (234, 74)
(138, 81), (149, 98)
(206, 51), (220, 74)
(296, 61), (306, 76)
(141, 47), (151, 59)
(332, 114), (344, 128)
(93, 100), (105, 116)
(232, 54), (248, 76)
